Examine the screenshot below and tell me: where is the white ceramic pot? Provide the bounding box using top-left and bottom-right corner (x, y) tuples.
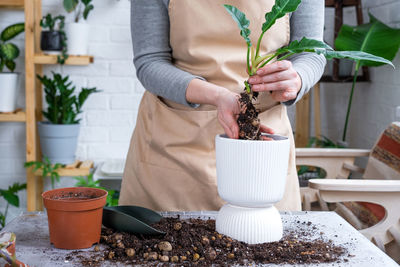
(215, 134), (290, 207)
(215, 134), (290, 244)
(65, 22), (90, 55)
(0, 73), (19, 112)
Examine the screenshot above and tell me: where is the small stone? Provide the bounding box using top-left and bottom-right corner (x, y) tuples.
(171, 255), (179, 262)
(206, 248), (217, 260)
(94, 245), (100, 252)
(158, 241), (172, 252)
(174, 222), (182, 231)
(201, 236), (210, 246)
(193, 253), (200, 261)
(117, 240), (125, 249)
(114, 234), (123, 241)
(100, 235), (109, 242)
(217, 234), (223, 239)
(126, 248), (135, 257)
(108, 251), (115, 260)
(143, 252), (149, 259)
(325, 253), (331, 259)
(180, 255), (187, 261)
(186, 251), (191, 255)
(160, 255), (169, 262)
(211, 236), (216, 241)
(193, 246), (198, 251)
(148, 252), (158, 260)
(227, 253), (235, 259)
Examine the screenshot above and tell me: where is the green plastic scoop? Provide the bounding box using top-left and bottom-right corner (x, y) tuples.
(102, 205), (165, 235)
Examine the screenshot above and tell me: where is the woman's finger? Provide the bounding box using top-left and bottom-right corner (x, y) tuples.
(260, 124), (274, 134)
(248, 69), (297, 85)
(256, 60), (292, 76)
(252, 80), (293, 92)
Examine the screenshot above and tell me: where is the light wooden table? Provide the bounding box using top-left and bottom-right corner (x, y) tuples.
(1, 211), (398, 266)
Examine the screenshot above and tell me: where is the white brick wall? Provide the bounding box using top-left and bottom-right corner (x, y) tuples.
(0, 0), (399, 222)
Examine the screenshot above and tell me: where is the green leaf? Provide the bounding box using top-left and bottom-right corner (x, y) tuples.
(83, 4), (94, 20)
(1, 23), (25, 42)
(8, 183), (26, 193)
(0, 190), (19, 207)
(223, 4), (251, 46)
(335, 13), (400, 67)
(321, 50), (394, 67)
(277, 37), (332, 54)
(262, 0), (301, 32)
(5, 60), (16, 72)
(0, 43), (19, 60)
(63, 0), (79, 12)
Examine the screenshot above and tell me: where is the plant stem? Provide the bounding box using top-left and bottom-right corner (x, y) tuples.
(255, 31), (265, 59)
(4, 203), (9, 222)
(342, 67), (359, 142)
(246, 46), (251, 75)
(277, 52), (295, 61)
(244, 80), (251, 94)
(258, 53), (278, 69)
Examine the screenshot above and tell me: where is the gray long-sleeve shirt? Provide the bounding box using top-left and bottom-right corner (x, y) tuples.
(131, 0), (326, 107)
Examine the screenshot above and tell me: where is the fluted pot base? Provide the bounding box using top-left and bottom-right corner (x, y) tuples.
(216, 204), (283, 244)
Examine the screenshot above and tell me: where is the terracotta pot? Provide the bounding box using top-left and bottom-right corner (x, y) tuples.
(42, 187), (108, 249)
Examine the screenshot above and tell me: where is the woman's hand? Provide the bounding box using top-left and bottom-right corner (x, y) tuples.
(215, 89), (241, 139)
(248, 60), (302, 102)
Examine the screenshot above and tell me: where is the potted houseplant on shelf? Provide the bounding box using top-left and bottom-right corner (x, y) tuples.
(334, 14), (400, 144)
(42, 186), (107, 249)
(0, 23), (24, 113)
(40, 14), (68, 64)
(63, 0), (94, 55)
(216, 0), (394, 244)
(37, 72), (98, 164)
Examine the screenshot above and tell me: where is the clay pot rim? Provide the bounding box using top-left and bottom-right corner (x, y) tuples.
(42, 187), (108, 203)
(216, 134), (289, 143)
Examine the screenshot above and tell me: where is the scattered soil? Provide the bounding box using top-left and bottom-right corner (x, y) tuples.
(66, 217), (346, 266)
(238, 90), (261, 140)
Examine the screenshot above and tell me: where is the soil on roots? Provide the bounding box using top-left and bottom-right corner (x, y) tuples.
(238, 91), (261, 140)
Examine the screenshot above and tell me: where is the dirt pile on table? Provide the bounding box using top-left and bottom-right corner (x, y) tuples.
(66, 217), (347, 266)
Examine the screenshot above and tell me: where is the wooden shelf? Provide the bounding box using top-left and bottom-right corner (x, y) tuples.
(0, 110), (26, 122)
(0, 0), (24, 8)
(34, 54), (94, 65)
(33, 160), (94, 177)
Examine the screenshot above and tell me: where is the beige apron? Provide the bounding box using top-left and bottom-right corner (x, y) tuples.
(119, 0), (301, 211)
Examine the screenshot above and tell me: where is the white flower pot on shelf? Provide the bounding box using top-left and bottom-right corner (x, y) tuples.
(0, 73), (19, 112)
(66, 22), (90, 55)
(215, 134), (290, 244)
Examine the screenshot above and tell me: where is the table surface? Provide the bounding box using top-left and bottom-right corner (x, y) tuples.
(1, 211), (398, 267)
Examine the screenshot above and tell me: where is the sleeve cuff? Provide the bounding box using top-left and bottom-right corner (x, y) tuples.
(282, 66), (307, 106)
(181, 76), (205, 108)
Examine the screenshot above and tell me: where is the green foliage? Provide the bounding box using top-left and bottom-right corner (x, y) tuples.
(334, 13), (400, 141)
(37, 72), (98, 124)
(223, 5), (251, 46)
(0, 23), (24, 72)
(224, 1), (394, 79)
(40, 14), (68, 64)
(0, 182), (26, 229)
(307, 136), (344, 148)
(24, 157), (64, 189)
(74, 174), (119, 207)
(64, 0), (94, 22)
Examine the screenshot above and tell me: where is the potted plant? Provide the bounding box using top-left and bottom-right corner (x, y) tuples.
(0, 23), (24, 113)
(40, 14), (68, 64)
(335, 14), (400, 143)
(216, 0), (394, 244)
(37, 72), (98, 164)
(63, 0), (94, 55)
(42, 187), (107, 249)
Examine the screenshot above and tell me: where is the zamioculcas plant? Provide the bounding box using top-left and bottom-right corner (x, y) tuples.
(224, 0), (394, 140)
(0, 23), (24, 72)
(37, 72), (98, 124)
(335, 14), (400, 142)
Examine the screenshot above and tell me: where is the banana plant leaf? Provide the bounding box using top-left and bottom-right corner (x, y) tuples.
(335, 13), (400, 67)
(224, 5), (251, 46)
(0, 23), (24, 42)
